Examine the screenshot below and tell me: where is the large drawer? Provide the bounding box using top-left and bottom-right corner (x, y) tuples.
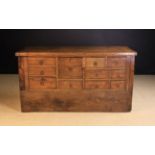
(58, 58), (83, 78)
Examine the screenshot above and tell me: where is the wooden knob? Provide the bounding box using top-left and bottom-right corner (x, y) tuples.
(70, 83), (72, 88)
(93, 61), (98, 66)
(68, 67), (73, 71)
(40, 78), (46, 85)
(39, 60), (44, 65)
(40, 70), (44, 75)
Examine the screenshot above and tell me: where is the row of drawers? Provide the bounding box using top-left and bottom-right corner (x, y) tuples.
(28, 57), (127, 68)
(28, 77), (126, 90)
(28, 67), (126, 79)
(27, 57), (127, 79)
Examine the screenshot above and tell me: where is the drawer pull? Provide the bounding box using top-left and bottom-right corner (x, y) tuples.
(40, 78), (46, 85)
(93, 61), (98, 66)
(40, 70), (44, 75)
(39, 60), (44, 65)
(68, 67), (73, 71)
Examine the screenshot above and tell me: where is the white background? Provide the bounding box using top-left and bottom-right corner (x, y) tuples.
(0, 0), (155, 155)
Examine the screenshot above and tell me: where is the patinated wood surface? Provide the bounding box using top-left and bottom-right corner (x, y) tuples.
(16, 46), (137, 112)
(21, 90), (131, 112)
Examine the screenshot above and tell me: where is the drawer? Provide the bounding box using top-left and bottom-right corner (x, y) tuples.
(28, 67), (56, 76)
(58, 58), (83, 78)
(28, 58), (56, 66)
(85, 58), (105, 68)
(58, 58), (82, 67)
(85, 69), (109, 79)
(85, 80), (109, 89)
(59, 66), (83, 78)
(29, 77), (56, 89)
(58, 80), (82, 89)
(107, 57), (126, 68)
(111, 70), (126, 79)
(111, 81), (126, 90)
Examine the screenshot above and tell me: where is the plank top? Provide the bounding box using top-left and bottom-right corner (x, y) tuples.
(16, 46), (137, 56)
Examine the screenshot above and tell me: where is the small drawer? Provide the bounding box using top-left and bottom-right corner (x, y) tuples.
(85, 69), (109, 79)
(111, 70), (126, 79)
(29, 77), (56, 89)
(59, 66), (83, 79)
(28, 67), (56, 76)
(58, 58), (82, 67)
(85, 58), (105, 68)
(107, 57), (126, 68)
(28, 58), (56, 66)
(85, 80), (109, 89)
(58, 80), (83, 89)
(111, 81), (126, 90)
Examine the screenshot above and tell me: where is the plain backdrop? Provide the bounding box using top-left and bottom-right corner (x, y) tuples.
(0, 29), (155, 74)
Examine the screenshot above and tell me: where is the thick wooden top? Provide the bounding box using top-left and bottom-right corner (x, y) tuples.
(16, 46), (137, 57)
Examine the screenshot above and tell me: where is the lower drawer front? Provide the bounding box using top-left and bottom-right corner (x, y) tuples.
(58, 80), (83, 89)
(29, 77), (56, 89)
(85, 80), (109, 89)
(28, 67), (56, 76)
(111, 81), (126, 90)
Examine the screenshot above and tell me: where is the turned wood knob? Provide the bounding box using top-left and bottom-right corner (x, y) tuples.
(39, 60), (44, 65)
(93, 61), (98, 66)
(68, 67), (73, 71)
(40, 70), (44, 75)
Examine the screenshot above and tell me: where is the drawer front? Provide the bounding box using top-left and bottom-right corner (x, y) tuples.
(29, 77), (56, 89)
(111, 81), (126, 90)
(58, 58), (82, 67)
(85, 58), (105, 68)
(28, 58), (56, 66)
(59, 66), (83, 78)
(107, 57), (126, 68)
(111, 70), (126, 79)
(85, 80), (109, 89)
(28, 67), (56, 76)
(58, 58), (83, 78)
(58, 80), (82, 89)
(85, 69), (109, 79)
